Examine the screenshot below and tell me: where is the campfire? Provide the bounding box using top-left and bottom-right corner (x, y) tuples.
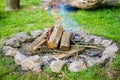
(2, 25), (119, 73)
(29, 24), (104, 60)
(2, 0), (119, 73)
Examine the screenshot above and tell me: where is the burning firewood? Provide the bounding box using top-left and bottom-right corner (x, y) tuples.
(60, 31), (71, 51)
(48, 24), (63, 49)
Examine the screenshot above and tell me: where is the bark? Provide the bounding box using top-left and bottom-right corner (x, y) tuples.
(48, 25), (63, 49)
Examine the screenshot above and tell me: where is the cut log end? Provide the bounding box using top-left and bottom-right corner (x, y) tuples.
(48, 42), (56, 49)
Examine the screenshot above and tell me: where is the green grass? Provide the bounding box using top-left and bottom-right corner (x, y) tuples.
(0, 0), (120, 80)
(72, 8), (120, 44)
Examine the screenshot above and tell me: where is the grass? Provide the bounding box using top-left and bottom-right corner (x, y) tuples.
(0, 0), (120, 80)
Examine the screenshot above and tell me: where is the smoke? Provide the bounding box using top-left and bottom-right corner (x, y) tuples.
(46, 0), (80, 31)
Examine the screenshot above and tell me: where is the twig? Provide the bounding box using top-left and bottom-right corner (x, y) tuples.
(70, 45), (104, 50)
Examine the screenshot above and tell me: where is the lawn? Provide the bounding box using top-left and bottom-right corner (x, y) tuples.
(0, 0), (120, 80)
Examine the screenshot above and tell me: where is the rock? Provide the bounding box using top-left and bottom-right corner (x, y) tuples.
(0, 38), (6, 51)
(41, 0), (118, 10)
(5, 48), (18, 57)
(101, 0), (118, 6)
(30, 30), (43, 39)
(85, 50), (102, 57)
(84, 35), (94, 43)
(5, 37), (20, 48)
(93, 36), (103, 44)
(101, 39), (112, 47)
(101, 44), (119, 60)
(15, 32), (32, 43)
(41, 55), (55, 66)
(67, 0), (100, 9)
(41, 0), (52, 10)
(14, 52), (27, 65)
(68, 60), (87, 72)
(21, 55), (42, 72)
(71, 32), (81, 42)
(31, 65), (42, 73)
(79, 31), (88, 38)
(79, 55), (98, 67)
(2, 46), (13, 54)
(50, 60), (66, 73)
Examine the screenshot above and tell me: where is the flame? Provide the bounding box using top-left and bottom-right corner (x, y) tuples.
(51, 0), (61, 23)
(45, 0), (80, 31)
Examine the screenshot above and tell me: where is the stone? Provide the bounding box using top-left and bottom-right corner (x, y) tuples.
(85, 50), (102, 57)
(31, 65), (42, 73)
(101, 40), (112, 47)
(50, 60), (66, 73)
(67, 0), (100, 9)
(68, 60), (87, 72)
(5, 37), (20, 48)
(93, 36), (103, 44)
(0, 38), (6, 51)
(30, 30), (43, 39)
(21, 55), (42, 72)
(71, 32), (81, 42)
(2, 46), (13, 54)
(5, 48), (18, 57)
(101, 44), (119, 60)
(41, 0), (118, 10)
(15, 32), (32, 43)
(101, 0), (118, 6)
(41, 55), (55, 66)
(79, 55), (98, 67)
(14, 52), (27, 65)
(41, 0), (52, 10)
(84, 35), (94, 43)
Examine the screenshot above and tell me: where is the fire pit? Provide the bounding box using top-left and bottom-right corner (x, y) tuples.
(2, 0), (119, 74)
(2, 25), (119, 73)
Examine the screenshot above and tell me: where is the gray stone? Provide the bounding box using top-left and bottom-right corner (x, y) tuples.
(68, 60), (87, 72)
(84, 35), (94, 43)
(21, 55), (42, 71)
(93, 36), (103, 44)
(79, 30), (88, 38)
(41, 0), (118, 10)
(101, 0), (118, 6)
(101, 40), (112, 47)
(71, 33), (81, 42)
(14, 52), (27, 65)
(79, 55), (98, 67)
(67, 0), (100, 9)
(101, 44), (119, 60)
(2, 46), (13, 54)
(50, 60), (66, 73)
(15, 32), (32, 43)
(5, 37), (20, 48)
(41, 55), (55, 66)
(5, 48), (18, 57)
(31, 65), (42, 73)
(0, 39), (6, 51)
(30, 30), (43, 38)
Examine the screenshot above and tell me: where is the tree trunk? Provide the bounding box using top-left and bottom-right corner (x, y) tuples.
(5, 0), (20, 11)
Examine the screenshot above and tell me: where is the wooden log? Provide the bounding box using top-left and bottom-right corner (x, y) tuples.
(60, 31), (71, 51)
(29, 34), (47, 53)
(53, 48), (85, 60)
(48, 25), (63, 49)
